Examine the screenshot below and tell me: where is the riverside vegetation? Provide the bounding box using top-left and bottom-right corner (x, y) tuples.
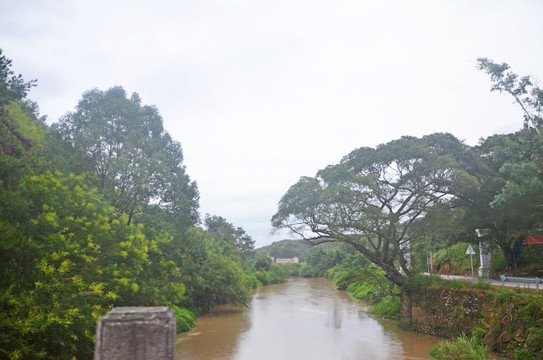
(2, 51), (543, 359)
(0, 51), (286, 360)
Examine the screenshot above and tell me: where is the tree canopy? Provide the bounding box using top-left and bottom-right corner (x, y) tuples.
(477, 57), (542, 136)
(52, 86), (199, 227)
(0, 49), (36, 110)
(272, 133), (479, 286)
(469, 59), (543, 269)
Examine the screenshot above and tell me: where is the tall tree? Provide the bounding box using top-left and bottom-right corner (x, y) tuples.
(477, 58), (542, 136)
(474, 59), (543, 269)
(204, 215), (255, 262)
(0, 49), (36, 110)
(52, 86), (199, 227)
(467, 130), (543, 270)
(272, 134), (478, 287)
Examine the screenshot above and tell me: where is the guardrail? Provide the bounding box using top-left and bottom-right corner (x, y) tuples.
(499, 275), (541, 291)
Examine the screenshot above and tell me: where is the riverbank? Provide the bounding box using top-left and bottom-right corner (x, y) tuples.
(400, 275), (543, 359)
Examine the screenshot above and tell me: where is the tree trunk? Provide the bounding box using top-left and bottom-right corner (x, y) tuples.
(399, 289), (413, 327)
(500, 244), (519, 271)
(384, 266), (405, 287)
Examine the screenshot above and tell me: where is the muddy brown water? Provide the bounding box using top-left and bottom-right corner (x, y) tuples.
(176, 278), (439, 360)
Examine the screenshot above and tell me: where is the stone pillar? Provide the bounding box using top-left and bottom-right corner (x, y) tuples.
(478, 241), (491, 278)
(94, 307), (176, 360)
(475, 229), (492, 279)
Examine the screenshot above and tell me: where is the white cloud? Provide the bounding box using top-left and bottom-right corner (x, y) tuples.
(1, 0), (542, 247)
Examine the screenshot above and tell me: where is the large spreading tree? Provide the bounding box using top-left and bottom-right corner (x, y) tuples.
(272, 133), (479, 287)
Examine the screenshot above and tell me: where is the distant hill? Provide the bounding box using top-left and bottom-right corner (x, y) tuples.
(255, 239), (341, 262)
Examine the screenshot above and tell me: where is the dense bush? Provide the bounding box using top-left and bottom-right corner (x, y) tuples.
(326, 264), (400, 319)
(244, 272), (262, 290)
(283, 263), (302, 276)
(434, 243), (480, 275)
(479, 289), (543, 359)
(344, 266), (400, 317)
(331, 267), (365, 290)
(0, 172), (188, 359)
(171, 306), (198, 332)
(299, 264), (319, 278)
(404, 274), (491, 293)
(430, 334), (492, 360)
(254, 263), (290, 286)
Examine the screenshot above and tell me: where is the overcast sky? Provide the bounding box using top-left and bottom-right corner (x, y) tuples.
(2, 0), (542, 248)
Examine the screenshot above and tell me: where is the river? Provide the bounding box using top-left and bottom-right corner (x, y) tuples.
(176, 278), (439, 360)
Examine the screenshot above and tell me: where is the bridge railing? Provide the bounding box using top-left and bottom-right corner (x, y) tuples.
(499, 275), (541, 291)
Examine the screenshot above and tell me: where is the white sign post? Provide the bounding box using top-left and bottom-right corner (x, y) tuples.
(466, 245), (476, 280)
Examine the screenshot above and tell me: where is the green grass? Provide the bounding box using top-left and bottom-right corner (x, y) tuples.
(430, 334), (492, 360)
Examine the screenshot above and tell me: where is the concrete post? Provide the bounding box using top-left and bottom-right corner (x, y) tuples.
(478, 241), (491, 278)
(94, 307), (176, 360)
(475, 229), (491, 279)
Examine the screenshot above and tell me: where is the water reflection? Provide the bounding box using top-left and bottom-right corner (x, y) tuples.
(176, 278), (438, 360)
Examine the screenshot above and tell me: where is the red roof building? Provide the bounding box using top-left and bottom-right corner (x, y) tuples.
(524, 236), (543, 245)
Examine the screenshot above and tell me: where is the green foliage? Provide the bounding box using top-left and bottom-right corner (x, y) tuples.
(205, 215), (255, 262)
(254, 264), (290, 286)
(490, 251), (507, 273)
(430, 334), (492, 360)
(268, 264), (289, 284)
(2, 101), (44, 149)
(254, 270), (270, 285)
(52, 86), (199, 227)
(183, 236), (252, 313)
(346, 266), (400, 307)
(480, 289), (543, 359)
(0, 170), (260, 358)
(272, 134), (479, 287)
(299, 264), (319, 278)
(0, 172), (190, 359)
(0, 100), (48, 192)
(306, 247), (345, 276)
(244, 272), (262, 290)
(434, 243), (480, 275)
(328, 263), (401, 319)
(283, 262), (302, 276)
(171, 306), (197, 333)
(255, 239), (312, 261)
(0, 49), (36, 109)
(371, 295), (401, 318)
(404, 274), (490, 293)
(468, 61), (543, 270)
(477, 58), (542, 135)
(254, 255), (272, 271)
(332, 267), (365, 290)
